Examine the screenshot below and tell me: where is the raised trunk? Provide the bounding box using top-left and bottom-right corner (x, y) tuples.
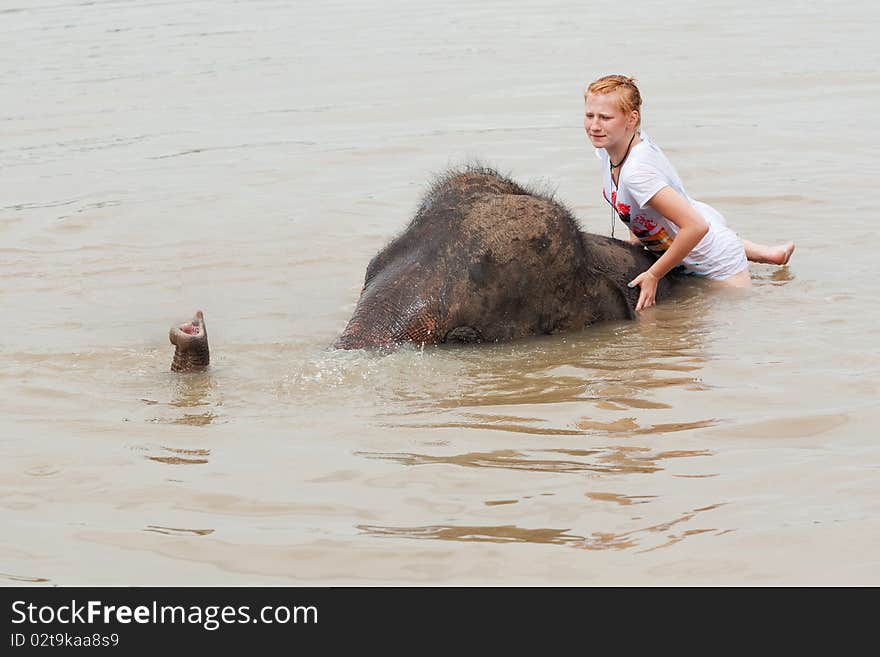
(169, 311), (210, 372)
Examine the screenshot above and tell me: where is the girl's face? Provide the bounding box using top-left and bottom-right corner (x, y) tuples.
(584, 92), (637, 150)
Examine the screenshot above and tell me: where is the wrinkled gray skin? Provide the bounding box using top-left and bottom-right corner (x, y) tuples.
(335, 167), (682, 350)
(169, 310), (209, 372)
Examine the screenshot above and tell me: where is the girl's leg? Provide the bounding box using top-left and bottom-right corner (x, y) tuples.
(715, 266), (752, 288)
(742, 239), (795, 265)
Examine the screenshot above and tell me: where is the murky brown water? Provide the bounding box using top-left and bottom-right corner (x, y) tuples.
(2, 0), (878, 585)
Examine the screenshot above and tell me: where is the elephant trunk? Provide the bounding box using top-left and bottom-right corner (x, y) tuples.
(169, 311), (210, 371)
(335, 293), (440, 350)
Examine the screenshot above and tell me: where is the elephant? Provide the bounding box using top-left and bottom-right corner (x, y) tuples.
(168, 167), (684, 369)
(334, 166), (682, 350)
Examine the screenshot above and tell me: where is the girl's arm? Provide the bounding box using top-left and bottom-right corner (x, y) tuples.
(629, 186), (709, 311)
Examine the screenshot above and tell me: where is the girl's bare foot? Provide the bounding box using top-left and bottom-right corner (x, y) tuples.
(766, 242), (795, 265)
(743, 239), (795, 265)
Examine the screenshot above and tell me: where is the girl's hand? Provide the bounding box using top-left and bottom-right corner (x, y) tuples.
(629, 270), (659, 311)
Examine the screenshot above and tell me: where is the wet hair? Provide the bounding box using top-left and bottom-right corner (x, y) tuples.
(585, 75), (642, 128)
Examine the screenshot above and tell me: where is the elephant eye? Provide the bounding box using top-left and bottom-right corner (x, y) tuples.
(443, 326), (481, 344)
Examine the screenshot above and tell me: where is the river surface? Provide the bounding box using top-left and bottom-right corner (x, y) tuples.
(2, 0), (878, 585)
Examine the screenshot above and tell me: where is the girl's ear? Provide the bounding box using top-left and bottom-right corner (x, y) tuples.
(629, 110), (640, 128)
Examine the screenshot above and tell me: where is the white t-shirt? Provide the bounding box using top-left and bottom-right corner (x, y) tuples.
(597, 130), (747, 280)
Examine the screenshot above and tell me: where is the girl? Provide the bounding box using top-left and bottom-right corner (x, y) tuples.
(584, 75), (794, 311)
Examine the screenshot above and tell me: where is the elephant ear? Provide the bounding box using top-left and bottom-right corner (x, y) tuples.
(591, 275), (636, 322)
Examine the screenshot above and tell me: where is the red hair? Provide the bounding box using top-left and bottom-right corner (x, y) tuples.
(585, 75), (642, 127)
